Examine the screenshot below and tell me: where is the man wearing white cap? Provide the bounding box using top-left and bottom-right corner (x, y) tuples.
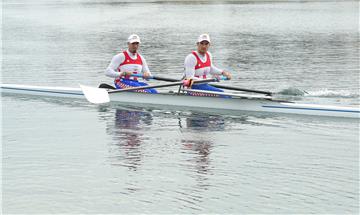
(183, 34), (232, 96)
(105, 34), (156, 93)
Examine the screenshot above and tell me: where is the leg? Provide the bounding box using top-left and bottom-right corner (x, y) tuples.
(137, 81), (158, 94)
(115, 79), (140, 89)
(116, 80), (158, 94)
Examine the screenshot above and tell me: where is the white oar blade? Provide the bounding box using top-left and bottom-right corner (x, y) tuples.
(79, 84), (110, 104)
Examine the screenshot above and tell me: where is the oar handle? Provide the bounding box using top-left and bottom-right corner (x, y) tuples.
(216, 76), (229, 81)
(130, 73), (145, 78)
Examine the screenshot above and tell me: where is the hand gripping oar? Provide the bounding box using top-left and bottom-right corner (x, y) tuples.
(80, 78), (219, 104)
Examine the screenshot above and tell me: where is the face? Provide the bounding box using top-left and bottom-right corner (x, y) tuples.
(197, 41), (210, 54)
(128, 42), (139, 53)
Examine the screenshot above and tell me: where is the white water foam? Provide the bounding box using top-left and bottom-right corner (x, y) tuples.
(305, 89), (360, 99)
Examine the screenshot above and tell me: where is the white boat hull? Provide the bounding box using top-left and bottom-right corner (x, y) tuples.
(1, 84), (359, 118)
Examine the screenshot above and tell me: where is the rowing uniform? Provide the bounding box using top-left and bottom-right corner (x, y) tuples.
(184, 51), (226, 97)
(105, 50), (157, 93)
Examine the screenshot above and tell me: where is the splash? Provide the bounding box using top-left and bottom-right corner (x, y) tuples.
(277, 87), (308, 96)
(277, 87), (359, 99)
(305, 89), (360, 98)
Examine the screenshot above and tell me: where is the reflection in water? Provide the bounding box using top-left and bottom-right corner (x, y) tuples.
(182, 139), (212, 175)
(179, 113), (226, 131)
(102, 107), (280, 199)
(106, 108), (153, 171)
(104, 108), (272, 175)
(99, 107), (292, 208)
(180, 114), (226, 194)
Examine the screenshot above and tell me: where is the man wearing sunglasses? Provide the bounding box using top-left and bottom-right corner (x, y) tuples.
(105, 34), (156, 93)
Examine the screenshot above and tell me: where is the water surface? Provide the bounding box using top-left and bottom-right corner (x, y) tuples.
(2, 0), (359, 213)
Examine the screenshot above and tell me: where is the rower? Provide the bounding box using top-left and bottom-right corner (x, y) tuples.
(105, 34), (157, 93)
(183, 34), (232, 97)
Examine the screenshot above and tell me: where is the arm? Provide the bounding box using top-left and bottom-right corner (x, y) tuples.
(208, 52), (232, 80)
(184, 54), (198, 79)
(105, 53), (127, 78)
(139, 54), (152, 79)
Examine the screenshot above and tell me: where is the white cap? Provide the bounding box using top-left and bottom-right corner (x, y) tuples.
(197, 34), (211, 43)
(127, 34), (141, 44)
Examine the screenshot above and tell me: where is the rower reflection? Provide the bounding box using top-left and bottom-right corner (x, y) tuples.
(180, 114), (226, 190)
(182, 139), (212, 176)
(107, 108), (153, 170)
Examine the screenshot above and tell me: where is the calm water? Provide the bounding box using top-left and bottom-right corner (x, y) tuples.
(2, 0), (359, 213)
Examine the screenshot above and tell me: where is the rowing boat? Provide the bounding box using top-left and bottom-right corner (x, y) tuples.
(1, 83), (359, 118)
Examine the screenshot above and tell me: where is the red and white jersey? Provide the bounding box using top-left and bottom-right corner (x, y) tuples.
(184, 51), (223, 79)
(105, 49), (151, 80)
(117, 50), (143, 75)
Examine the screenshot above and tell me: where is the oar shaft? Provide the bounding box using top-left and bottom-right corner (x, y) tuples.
(152, 76), (179, 82)
(108, 78), (218, 94)
(209, 84), (273, 95)
(131, 74), (228, 82)
(130, 74), (272, 95)
(130, 73), (179, 82)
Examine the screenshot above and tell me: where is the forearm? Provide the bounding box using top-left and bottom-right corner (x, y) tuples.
(105, 54), (124, 78)
(141, 57), (151, 76)
(210, 65), (223, 75)
(105, 67), (121, 78)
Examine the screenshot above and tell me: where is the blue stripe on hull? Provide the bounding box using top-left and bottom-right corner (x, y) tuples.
(262, 105), (360, 113)
(1, 87), (84, 96)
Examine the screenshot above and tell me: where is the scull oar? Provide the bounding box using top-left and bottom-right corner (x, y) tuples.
(97, 75), (178, 90)
(130, 74), (273, 95)
(149, 75), (179, 82)
(80, 78), (220, 104)
(208, 84), (273, 96)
